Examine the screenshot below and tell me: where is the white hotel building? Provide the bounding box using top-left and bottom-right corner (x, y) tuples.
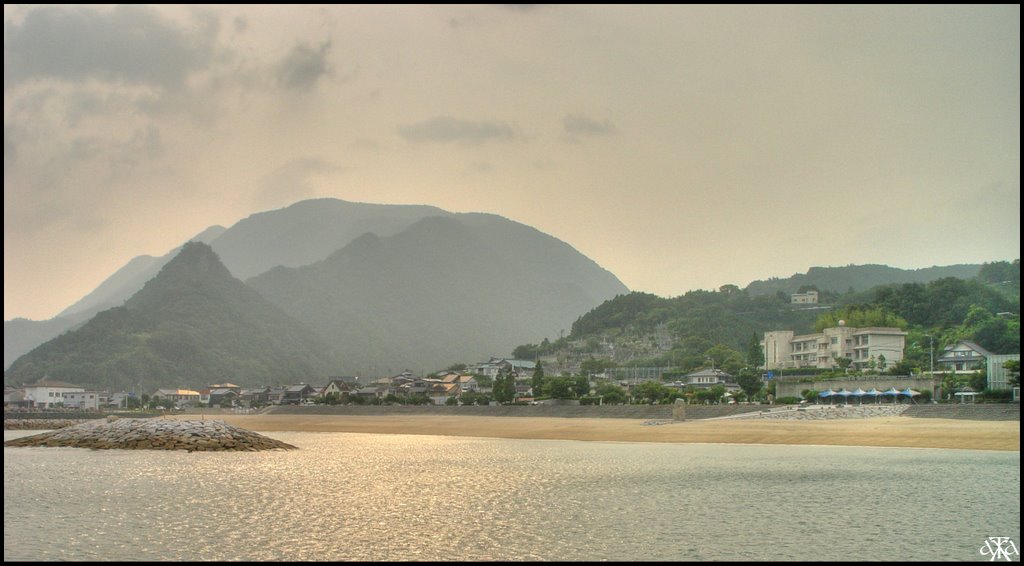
(762, 322), (907, 372)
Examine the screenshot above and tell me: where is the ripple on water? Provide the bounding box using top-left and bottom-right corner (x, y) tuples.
(4, 431), (1019, 561)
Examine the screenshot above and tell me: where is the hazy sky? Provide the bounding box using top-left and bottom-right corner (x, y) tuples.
(4, 4), (1020, 321)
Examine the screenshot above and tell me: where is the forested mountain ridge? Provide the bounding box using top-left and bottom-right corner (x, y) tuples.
(248, 213), (629, 375)
(4, 199), (452, 369)
(744, 263), (984, 297)
(514, 260), (1020, 378)
(4, 242), (338, 391)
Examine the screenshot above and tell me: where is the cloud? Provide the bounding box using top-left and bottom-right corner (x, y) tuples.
(253, 157), (342, 209)
(501, 5), (541, 12)
(563, 114), (617, 139)
(468, 161), (495, 174)
(4, 5), (218, 90)
(398, 116), (518, 145)
(4, 126), (16, 173)
(276, 40), (332, 90)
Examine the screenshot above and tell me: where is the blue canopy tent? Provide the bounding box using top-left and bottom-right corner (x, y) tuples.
(900, 387), (921, 404)
(818, 389), (837, 404)
(865, 388), (882, 404)
(882, 387), (901, 403)
(834, 388), (852, 405)
(851, 387), (867, 405)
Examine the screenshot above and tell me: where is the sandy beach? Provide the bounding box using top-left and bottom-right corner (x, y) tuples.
(165, 413), (1020, 451)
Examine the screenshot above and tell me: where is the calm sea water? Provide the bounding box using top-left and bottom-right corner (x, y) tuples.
(4, 430), (1019, 561)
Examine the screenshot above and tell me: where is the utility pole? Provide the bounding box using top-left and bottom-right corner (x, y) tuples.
(924, 333), (936, 402)
(923, 334), (934, 376)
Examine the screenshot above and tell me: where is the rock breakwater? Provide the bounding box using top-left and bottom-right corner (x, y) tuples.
(3, 417), (297, 451)
(728, 404), (910, 421)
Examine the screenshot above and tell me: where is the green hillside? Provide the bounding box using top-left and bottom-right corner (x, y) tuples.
(514, 260), (1020, 379)
(744, 264), (983, 297)
(4, 242), (338, 391)
(248, 213), (628, 375)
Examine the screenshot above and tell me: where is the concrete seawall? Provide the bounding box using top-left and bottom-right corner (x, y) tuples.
(902, 403), (1019, 421)
(258, 402), (1020, 421)
(260, 404), (777, 420)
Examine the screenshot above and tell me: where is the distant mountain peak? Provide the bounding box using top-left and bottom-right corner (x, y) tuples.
(5, 241), (337, 390)
(146, 241), (233, 285)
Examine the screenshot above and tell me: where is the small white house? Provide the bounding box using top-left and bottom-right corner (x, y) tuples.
(22, 380), (85, 409)
(61, 391), (106, 410)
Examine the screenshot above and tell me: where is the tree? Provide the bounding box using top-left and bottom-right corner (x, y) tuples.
(735, 369), (764, 402)
(574, 374), (591, 398)
(512, 343), (539, 360)
(815, 306), (907, 332)
(580, 357), (617, 377)
(633, 381), (669, 404)
(704, 344), (741, 371)
(543, 376), (575, 400)
(747, 333), (764, 368)
(492, 369), (516, 403)
(708, 384), (727, 404)
(969, 366), (988, 393)
(1004, 359), (1020, 388)
(532, 361), (546, 398)
(719, 284), (741, 296)
(594, 382), (628, 405)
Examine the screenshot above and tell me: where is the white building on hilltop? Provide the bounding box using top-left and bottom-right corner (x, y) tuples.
(762, 322), (907, 372)
(790, 290), (819, 304)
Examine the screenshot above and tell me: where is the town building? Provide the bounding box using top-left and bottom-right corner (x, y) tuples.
(61, 391), (109, 410)
(762, 322), (907, 371)
(151, 389), (202, 408)
(987, 354), (1020, 391)
(5, 387), (26, 407)
(282, 384), (318, 404)
(791, 290), (819, 304)
(22, 380), (86, 409)
(439, 373), (479, 394)
(470, 358), (536, 379)
(935, 341), (1020, 391)
(677, 368), (739, 390)
(936, 340), (992, 374)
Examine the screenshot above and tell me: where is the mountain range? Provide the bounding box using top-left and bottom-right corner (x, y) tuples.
(4, 199), (628, 386)
(743, 264), (984, 296)
(4, 197), (1006, 390)
(5, 199), (458, 368)
(249, 213), (624, 374)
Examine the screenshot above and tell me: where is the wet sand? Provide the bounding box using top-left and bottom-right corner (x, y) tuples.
(164, 413), (1020, 451)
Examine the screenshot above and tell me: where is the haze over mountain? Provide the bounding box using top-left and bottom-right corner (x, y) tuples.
(210, 199), (453, 281)
(3, 225), (225, 369)
(743, 264), (985, 296)
(248, 213), (629, 374)
(4, 199), (451, 368)
(5, 242), (337, 391)
(56, 225), (229, 319)
(4, 196), (1004, 380)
